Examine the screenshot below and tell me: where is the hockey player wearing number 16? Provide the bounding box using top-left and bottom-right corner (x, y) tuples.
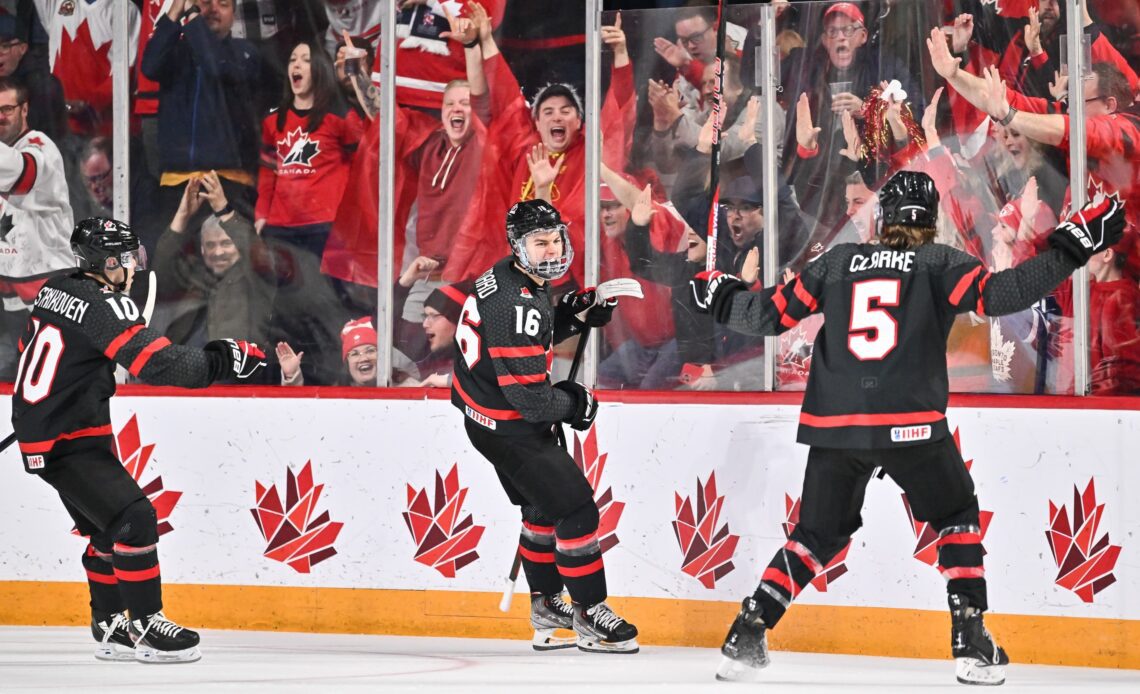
(10, 218), (268, 664)
(451, 199), (639, 653)
(692, 171), (1126, 686)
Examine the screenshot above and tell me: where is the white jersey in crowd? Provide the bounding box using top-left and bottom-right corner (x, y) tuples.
(0, 129), (76, 312)
(33, 0), (140, 73)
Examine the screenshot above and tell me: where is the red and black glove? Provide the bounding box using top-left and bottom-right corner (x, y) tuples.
(206, 339), (267, 380)
(1048, 195), (1126, 265)
(556, 288), (618, 328)
(690, 270), (747, 323)
(553, 380), (598, 430)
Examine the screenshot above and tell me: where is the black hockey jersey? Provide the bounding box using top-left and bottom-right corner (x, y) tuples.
(451, 257), (579, 436)
(724, 242), (1079, 449)
(11, 273), (225, 459)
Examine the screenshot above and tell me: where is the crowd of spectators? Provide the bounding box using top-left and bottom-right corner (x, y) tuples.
(0, 0), (1137, 395)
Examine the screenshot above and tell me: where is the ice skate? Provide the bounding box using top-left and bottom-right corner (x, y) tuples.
(716, 597), (770, 682)
(130, 612), (201, 664)
(573, 601), (639, 653)
(91, 611), (135, 662)
(949, 594), (1008, 685)
(530, 593), (576, 651)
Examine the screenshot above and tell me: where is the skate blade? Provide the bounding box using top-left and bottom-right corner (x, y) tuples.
(135, 645), (202, 664)
(94, 643), (136, 662)
(715, 654), (768, 682)
(576, 635), (639, 654)
(955, 657), (1006, 686)
(532, 628), (577, 651)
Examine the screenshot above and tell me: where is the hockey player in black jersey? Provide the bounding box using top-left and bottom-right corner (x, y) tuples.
(451, 199), (639, 653)
(10, 218), (267, 664)
(691, 171), (1125, 686)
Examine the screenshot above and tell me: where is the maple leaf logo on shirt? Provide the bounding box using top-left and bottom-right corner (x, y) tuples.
(278, 127), (321, 167)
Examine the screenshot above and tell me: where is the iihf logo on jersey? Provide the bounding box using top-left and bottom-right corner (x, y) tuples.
(403, 464), (485, 577)
(71, 415), (182, 538)
(783, 494), (850, 591)
(902, 429), (993, 566)
(1046, 478), (1122, 603)
(672, 471), (740, 588)
(277, 127), (322, 169)
(251, 461), (344, 573)
(573, 426), (624, 553)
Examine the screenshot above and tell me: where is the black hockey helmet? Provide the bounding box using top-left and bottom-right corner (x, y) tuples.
(506, 199), (574, 281)
(71, 217), (141, 290)
(877, 170), (940, 229)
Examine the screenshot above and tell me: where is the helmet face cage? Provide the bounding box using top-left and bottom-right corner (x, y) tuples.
(511, 224), (574, 281)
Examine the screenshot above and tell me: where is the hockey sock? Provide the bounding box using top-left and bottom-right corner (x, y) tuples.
(82, 539), (125, 616)
(753, 533), (836, 627)
(110, 500), (163, 617)
(555, 502), (606, 606)
(936, 523), (987, 612)
(519, 506), (563, 595)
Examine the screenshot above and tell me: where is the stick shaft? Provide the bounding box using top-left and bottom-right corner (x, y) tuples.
(705, 0), (728, 271)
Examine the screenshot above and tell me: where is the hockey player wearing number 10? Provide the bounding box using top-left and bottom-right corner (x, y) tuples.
(451, 199), (639, 653)
(691, 171), (1126, 685)
(9, 218), (268, 663)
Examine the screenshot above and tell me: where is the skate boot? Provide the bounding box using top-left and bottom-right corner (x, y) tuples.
(573, 601), (639, 653)
(91, 611), (135, 662)
(130, 611), (202, 664)
(716, 596), (770, 682)
(949, 594), (1009, 685)
(530, 593), (577, 651)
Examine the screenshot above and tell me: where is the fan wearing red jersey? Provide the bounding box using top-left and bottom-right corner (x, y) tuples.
(692, 171), (1124, 685)
(451, 200), (638, 654)
(10, 218), (265, 664)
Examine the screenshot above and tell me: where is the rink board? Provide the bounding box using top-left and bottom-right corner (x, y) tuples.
(0, 393), (1137, 668)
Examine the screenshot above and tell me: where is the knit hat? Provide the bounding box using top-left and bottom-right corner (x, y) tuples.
(341, 317), (378, 361)
(424, 281), (473, 324)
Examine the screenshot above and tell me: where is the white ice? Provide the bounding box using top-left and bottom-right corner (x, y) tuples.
(1, 627), (1136, 693)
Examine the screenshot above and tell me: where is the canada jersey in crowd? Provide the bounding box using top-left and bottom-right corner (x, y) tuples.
(11, 273), (216, 460)
(451, 256), (561, 436)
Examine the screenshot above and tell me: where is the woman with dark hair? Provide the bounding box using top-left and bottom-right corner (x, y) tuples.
(255, 41), (363, 261)
(255, 41), (364, 386)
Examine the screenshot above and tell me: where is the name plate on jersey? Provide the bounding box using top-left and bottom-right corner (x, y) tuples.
(890, 425), (932, 443)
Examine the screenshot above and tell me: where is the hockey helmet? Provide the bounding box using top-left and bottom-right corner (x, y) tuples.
(876, 170), (940, 229)
(506, 199), (574, 281)
(71, 217), (141, 289)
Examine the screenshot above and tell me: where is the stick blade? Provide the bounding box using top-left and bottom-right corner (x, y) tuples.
(597, 277), (644, 301)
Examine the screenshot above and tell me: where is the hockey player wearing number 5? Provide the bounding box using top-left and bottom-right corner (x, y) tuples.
(692, 171), (1126, 685)
(451, 199), (639, 653)
(9, 218), (268, 664)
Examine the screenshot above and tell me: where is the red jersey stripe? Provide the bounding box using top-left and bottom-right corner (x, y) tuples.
(949, 266), (985, 307)
(489, 345), (546, 359)
(976, 273), (991, 316)
(799, 411), (945, 428)
(453, 377), (523, 420)
(557, 557), (604, 578)
(792, 277), (818, 311)
(104, 324), (145, 360)
(128, 337), (172, 377)
(9, 152), (38, 195)
(497, 372), (547, 387)
(114, 565), (161, 582)
(18, 424), (114, 454)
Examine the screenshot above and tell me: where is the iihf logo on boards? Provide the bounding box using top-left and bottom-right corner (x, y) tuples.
(72, 415), (182, 538)
(1046, 478), (1122, 603)
(251, 461), (344, 573)
(573, 426), (624, 553)
(277, 127), (321, 168)
(672, 471), (739, 588)
(403, 464), (485, 577)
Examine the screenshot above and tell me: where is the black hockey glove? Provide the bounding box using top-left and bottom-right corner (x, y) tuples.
(205, 339), (267, 380)
(553, 380), (598, 431)
(556, 288), (617, 328)
(1048, 195), (1126, 265)
(690, 270), (747, 323)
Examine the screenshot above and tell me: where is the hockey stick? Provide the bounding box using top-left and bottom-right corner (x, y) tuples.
(704, 0), (728, 272)
(498, 279), (643, 612)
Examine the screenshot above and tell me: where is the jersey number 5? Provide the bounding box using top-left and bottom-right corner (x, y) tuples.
(15, 319), (65, 404)
(848, 279), (900, 361)
(456, 295), (482, 369)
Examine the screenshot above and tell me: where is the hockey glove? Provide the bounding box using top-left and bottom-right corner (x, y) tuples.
(690, 270), (747, 323)
(206, 339), (267, 380)
(556, 288), (618, 329)
(553, 380), (598, 431)
(1048, 195), (1126, 265)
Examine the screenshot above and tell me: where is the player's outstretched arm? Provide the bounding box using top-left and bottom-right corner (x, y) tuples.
(690, 257), (828, 335)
